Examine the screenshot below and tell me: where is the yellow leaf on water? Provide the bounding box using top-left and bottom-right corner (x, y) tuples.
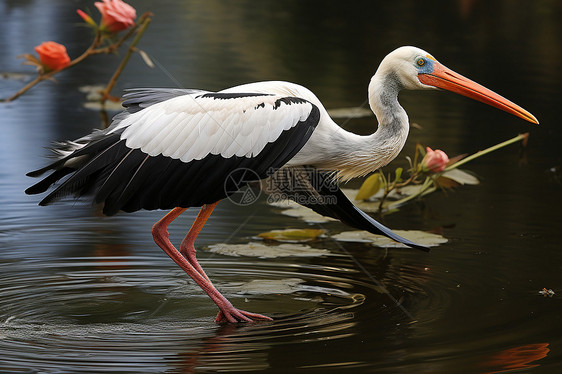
(258, 228), (325, 242)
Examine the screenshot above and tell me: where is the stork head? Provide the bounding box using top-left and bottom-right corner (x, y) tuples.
(379, 46), (538, 124)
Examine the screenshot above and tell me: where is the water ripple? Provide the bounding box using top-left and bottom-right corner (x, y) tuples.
(0, 254), (378, 372)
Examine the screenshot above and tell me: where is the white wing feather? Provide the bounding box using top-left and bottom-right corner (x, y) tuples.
(110, 92), (315, 162)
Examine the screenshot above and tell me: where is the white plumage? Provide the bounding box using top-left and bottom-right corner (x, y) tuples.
(112, 91), (315, 161)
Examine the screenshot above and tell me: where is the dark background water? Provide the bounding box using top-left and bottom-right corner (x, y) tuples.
(1, 0), (561, 372)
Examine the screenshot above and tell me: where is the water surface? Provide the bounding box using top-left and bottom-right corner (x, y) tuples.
(1, 0), (561, 372)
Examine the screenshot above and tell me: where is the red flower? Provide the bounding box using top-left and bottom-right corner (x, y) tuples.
(95, 0), (137, 33)
(421, 147), (449, 173)
(34, 41), (71, 71)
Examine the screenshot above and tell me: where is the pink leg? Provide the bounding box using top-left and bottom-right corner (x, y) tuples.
(152, 205), (272, 323)
(179, 203), (217, 282)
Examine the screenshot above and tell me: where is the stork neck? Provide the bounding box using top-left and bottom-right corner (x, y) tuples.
(288, 73), (410, 181)
(369, 71), (407, 130)
(365, 71), (410, 167)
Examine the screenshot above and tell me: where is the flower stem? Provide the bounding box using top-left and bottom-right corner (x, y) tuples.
(100, 15), (152, 106)
(444, 133), (529, 171)
(384, 177), (435, 210)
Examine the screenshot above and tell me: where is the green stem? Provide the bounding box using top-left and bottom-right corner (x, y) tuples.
(100, 16), (152, 106)
(384, 177), (435, 210)
(444, 133), (529, 171)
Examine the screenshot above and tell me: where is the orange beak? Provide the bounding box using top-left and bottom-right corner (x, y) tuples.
(418, 62), (539, 124)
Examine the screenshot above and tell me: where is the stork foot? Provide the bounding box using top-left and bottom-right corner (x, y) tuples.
(215, 307), (273, 324)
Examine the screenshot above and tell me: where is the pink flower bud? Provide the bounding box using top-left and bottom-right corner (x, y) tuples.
(421, 147), (449, 173)
(77, 9), (97, 28)
(95, 0), (137, 33)
(34, 41), (71, 71)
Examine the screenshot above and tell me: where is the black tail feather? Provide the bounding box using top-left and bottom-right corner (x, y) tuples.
(34, 136), (127, 206)
(319, 188), (430, 252)
(266, 167), (430, 252)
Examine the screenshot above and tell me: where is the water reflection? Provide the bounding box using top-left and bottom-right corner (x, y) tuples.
(2, 0), (562, 372)
(481, 343), (550, 373)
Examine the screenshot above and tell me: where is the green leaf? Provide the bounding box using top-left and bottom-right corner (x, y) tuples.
(355, 173), (381, 201)
(394, 167), (403, 182)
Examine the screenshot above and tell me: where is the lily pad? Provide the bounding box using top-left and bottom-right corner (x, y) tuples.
(332, 230), (447, 248)
(269, 199), (337, 223)
(207, 242), (330, 258)
(79, 85), (125, 111)
(83, 101), (125, 111)
(1, 72), (32, 81)
(236, 278), (305, 295)
(257, 228), (325, 242)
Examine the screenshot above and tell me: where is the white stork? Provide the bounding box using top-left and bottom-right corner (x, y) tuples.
(26, 46), (538, 323)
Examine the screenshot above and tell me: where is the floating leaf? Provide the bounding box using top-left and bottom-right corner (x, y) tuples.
(83, 101), (125, 111)
(1, 71), (32, 81)
(269, 199), (337, 223)
(79, 84), (105, 101)
(441, 169), (479, 185)
(79, 85), (124, 111)
(237, 278), (305, 295)
(355, 173), (381, 201)
(258, 228), (325, 242)
(207, 242), (331, 258)
(332, 230), (447, 248)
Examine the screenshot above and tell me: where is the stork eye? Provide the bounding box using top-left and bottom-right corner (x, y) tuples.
(417, 58), (425, 67)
